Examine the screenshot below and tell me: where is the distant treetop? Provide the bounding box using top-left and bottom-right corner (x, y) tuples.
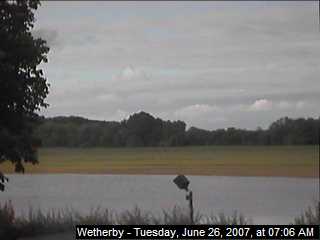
(34, 112), (319, 147)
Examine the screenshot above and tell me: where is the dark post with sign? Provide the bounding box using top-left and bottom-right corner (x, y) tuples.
(173, 175), (194, 224)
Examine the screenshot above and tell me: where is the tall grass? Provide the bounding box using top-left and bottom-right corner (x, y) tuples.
(203, 211), (252, 225)
(0, 203), (250, 238)
(292, 201), (319, 225)
(0, 201), (319, 238)
(0, 201), (14, 226)
(0, 201), (17, 239)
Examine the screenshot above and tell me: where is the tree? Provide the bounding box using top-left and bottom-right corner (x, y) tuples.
(0, 0), (49, 191)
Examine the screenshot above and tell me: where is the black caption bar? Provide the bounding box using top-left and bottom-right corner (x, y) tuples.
(76, 225), (319, 239)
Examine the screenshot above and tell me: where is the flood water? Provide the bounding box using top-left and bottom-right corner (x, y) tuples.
(1, 174), (319, 224)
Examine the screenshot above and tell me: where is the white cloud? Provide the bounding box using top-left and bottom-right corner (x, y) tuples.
(249, 99), (273, 111)
(175, 104), (220, 118)
(110, 109), (129, 121)
(96, 93), (120, 103)
(277, 101), (293, 109)
(112, 66), (147, 82)
(173, 104), (226, 126)
(296, 101), (306, 109)
(122, 67), (136, 79)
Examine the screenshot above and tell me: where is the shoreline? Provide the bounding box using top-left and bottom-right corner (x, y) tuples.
(3, 171), (319, 178)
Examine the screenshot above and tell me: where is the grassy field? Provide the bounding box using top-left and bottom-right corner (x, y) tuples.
(0, 146), (318, 177)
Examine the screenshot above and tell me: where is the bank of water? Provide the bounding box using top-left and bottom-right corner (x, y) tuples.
(1, 174), (319, 224)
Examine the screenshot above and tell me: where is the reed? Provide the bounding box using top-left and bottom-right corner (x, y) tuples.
(0, 200), (319, 238)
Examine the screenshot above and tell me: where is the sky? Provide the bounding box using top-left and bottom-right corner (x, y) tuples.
(32, 1), (320, 130)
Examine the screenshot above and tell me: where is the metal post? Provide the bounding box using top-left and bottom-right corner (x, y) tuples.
(173, 175), (194, 224)
(186, 190), (194, 224)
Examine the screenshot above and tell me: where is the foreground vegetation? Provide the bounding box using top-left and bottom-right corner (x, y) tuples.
(0, 201), (319, 239)
(1, 145), (318, 177)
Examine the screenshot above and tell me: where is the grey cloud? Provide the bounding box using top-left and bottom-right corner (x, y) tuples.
(35, 2), (320, 129)
(32, 28), (60, 48)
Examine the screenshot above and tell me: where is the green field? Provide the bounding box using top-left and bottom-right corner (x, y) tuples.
(1, 146), (319, 177)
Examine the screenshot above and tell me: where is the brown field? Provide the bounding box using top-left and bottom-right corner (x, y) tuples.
(0, 146), (319, 177)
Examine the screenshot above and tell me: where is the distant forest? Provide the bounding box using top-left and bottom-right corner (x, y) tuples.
(34, 112), (319, 147)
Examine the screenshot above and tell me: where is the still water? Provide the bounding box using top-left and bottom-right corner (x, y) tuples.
(1, 174), (319, 224)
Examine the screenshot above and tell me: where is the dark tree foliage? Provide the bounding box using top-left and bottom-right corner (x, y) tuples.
(34, 112), (187, 148)
(34, 113), (319, 148)
(0, 0), (49, 191)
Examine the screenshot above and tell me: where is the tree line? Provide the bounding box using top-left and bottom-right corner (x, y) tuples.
(34, 112), (319, 147)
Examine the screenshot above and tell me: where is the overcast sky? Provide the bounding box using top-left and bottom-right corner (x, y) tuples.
(33, 1), (320, 130)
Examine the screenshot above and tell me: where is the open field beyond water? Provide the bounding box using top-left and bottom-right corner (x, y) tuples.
(1, 146), (319, 177)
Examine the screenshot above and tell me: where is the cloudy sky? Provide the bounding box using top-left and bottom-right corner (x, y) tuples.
(33, 1), (320, 130)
